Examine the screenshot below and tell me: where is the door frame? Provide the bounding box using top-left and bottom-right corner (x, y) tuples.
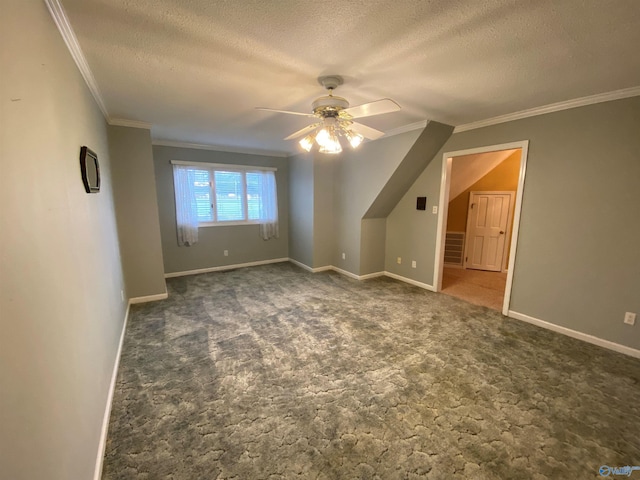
(433, 140), (529, 315)
(464, 191), (515, 272)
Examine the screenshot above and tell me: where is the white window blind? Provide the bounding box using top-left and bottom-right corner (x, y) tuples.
(193, 169), (213, 222)
(246, 172), (262, 221)
(215, 171), (244, 221)
(171, 162), (279, 240)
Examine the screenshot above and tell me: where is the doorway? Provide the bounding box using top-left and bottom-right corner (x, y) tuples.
(433, 141), (529, 315)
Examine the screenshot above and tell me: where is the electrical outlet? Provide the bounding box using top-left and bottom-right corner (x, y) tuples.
(411, 260), (417, 268)
(342, 252), (346, 260)
(397, 257), (401, 264)
(224, 250), (229, 256)
(624, 312), (636, 325)
(432, 206), (438, 214)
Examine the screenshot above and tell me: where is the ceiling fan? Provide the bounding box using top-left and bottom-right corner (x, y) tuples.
(257, 75), (401, 154)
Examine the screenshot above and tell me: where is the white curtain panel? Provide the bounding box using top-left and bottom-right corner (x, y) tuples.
(259, 171), (279, 240)
(173, 165), (199, 246)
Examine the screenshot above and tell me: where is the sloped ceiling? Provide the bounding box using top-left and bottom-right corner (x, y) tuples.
(449, 149), (518, 201)
(364, 121), (454, 218)
(58, 0), (640, 154)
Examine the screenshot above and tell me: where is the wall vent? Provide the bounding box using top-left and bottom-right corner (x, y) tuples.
(444, 232), (465, 266)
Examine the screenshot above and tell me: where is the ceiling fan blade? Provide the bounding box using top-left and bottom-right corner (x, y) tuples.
(284, 123), (320, 140)
(349, 121), (385, 140)
(256, 107), (315, 117)
(342, 98), (401, 119)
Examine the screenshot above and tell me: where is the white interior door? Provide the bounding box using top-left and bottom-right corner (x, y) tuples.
(465, 192), (514, 272)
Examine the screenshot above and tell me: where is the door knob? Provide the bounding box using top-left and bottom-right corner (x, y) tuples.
(499, 231), (505, 234)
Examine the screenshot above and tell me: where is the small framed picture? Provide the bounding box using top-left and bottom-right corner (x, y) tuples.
(80, 146), (100, 193)
(416, 196), (427, 210)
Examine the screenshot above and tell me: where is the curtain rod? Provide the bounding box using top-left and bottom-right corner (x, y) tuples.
(170, 160), (277, 172)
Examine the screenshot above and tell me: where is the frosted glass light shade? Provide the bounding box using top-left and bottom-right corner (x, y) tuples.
(315, 128), (330, 147)
(347, 131), (363, 148)
(299, 135), (314, 152)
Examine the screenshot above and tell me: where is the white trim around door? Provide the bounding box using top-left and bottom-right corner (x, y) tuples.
(433, 140), (529, 316)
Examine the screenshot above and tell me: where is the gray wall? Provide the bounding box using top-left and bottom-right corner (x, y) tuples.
(288, 152), (314, 267)
(287, 152), (335, 270)
(385, 160), (443, 281)
(0, 2), (127, 478)
(360, 218), (387, 274)
(313, 154), (335, 268)
(386, 96), (640, 350)
(289, 128), (447, 274)
(108, 126), (166, 298)
(153, 146), (289, 274)
(333, 129), (423, 274)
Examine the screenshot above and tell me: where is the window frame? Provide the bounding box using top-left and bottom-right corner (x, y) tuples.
(170, 160), (277, 228)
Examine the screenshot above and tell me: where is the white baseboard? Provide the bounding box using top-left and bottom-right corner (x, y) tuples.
(330, 266), (361, 280)
(288, 258), (332, 273)
(290, 261), (411, 284)
(289, 260), (384, 281)
(289, 261), (367, 279)
(93, 301), (130, 480)
(314, 266), (333, 272)
(288, 258), (313, 272)
(508, 310), (640, 359)
(331, 268), (384, 281)
(129, 292), (168, 304)
(165, 258), (289, 278)
(331, 266), (382, 280)
(359, 271), (385, 280)
(383, 271), (436, 291)
(162, 258), (432, 294)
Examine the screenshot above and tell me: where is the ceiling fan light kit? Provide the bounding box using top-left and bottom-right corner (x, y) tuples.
(257, 75), (401, 155)
(298, 116), (362, 154)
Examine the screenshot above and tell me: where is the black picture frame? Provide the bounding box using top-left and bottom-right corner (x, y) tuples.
(416, 196), (427, 210)
(80, 146), (100, 193)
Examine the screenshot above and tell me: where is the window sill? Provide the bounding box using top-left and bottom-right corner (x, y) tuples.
(199, 221), (262, 228)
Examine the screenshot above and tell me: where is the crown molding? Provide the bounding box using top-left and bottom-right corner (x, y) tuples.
(384, 120), (429, 138)
(454, 86), (640, 133)
(45, 0), (109, 119)
(152, 140), (289, 158)
(108, 118), (152, 129)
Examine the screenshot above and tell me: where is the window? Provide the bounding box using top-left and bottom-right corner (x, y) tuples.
(214, 171), (244, 222)
(188, 168), (276, 225)
(172, 161), (279, 245)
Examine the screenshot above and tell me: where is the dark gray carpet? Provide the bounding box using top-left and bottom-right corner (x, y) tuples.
(103, 262), (640, 479)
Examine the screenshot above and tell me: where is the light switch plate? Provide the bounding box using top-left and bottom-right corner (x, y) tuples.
(432, 206), (438, 214)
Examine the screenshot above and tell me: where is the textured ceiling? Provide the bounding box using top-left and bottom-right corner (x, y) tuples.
(60, 0), (640, 154)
